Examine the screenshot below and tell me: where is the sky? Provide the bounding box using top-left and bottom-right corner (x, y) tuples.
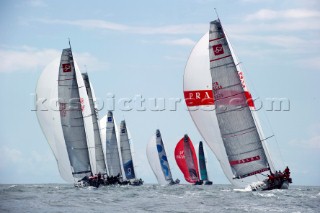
(0, 0), (319, 186)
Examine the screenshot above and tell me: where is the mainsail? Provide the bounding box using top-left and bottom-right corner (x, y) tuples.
(119, 120), (136, 180)
(174, 135), (200, 183)
(209, 19), (270, 179)
(146, 129), (174, 185)
(105, 111), (122, 177)
(57, 48), (92, 180)
(82, 73), (107, 175)
(198, 141), (208, 181)
(183, 21), (275, 187)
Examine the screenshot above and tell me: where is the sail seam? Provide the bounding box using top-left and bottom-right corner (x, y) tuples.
(210, 54), (232, 62)
(211, 62), (234, 69)
(222, 126), (256, 137)
(228, 147), (264, 157)
(216, 105), (246, 115)
(214, 91), (245, 101)
(209, 36), (225, 42)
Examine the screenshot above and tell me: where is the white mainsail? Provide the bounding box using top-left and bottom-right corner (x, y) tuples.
(103, 111), (123, 177)
(119, 120), (136, 180)
(183, 21), (274, 187)
(82, 73), (107, 175)
(146, 130), (173, 185)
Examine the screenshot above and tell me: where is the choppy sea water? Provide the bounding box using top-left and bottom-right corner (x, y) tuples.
(0, 184), (319, 213)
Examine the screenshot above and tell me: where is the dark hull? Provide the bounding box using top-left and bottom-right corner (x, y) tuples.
(169, 179), (180, 185)
(194, 180), (203, 185)
(252, 179), (291, 191)
(261, 179), (290, 191)
(204, 180), (213, 185)
(129, 179), (144, 186)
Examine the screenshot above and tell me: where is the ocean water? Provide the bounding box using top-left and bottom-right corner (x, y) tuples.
(0, 184), (319, 213)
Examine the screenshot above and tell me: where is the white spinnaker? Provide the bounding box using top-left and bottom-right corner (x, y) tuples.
(183, 32), (273, 187)
(146, 135), (167, 185)
(36, 58), (73, 183)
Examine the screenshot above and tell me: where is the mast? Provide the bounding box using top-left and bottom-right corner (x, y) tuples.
(209, 19), (270, 179)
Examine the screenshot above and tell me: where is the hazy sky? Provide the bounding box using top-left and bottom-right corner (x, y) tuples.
(0, 0), (319, 186)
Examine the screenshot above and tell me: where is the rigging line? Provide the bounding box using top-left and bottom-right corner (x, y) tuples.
(68, 38), (72, 50)
(214, 8), (220, 21)
(261, 135), (275, 141)
(265, 112), (286, 168)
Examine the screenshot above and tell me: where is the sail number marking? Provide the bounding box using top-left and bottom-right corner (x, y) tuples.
(212, 44), (224, 56)
(62, 63), (72, 72)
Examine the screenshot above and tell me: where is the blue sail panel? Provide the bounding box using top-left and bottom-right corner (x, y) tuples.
(123, 160), (135, 179)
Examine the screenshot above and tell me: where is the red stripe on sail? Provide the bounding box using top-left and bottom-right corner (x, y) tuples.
(230, 155), (260, 166)
(244, 91), (254, 108)
(209, 36), (225, 42)
(237, 168), (270, 179)
(184, 90), (214, 107)
(210, 54), (232, 62)
(184, 90), (254, 108)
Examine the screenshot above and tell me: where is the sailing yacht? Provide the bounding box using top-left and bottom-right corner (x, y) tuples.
(36, 46), (106, 187)
(198, 141), (213, 185)
(146, 129), (179, 185)
(104, 111), (123, 178)
(119, 120), (143, 186)
(99, 111), (130, 185)
(175, 134), (202, 185)
(183, 18), (291, 190)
